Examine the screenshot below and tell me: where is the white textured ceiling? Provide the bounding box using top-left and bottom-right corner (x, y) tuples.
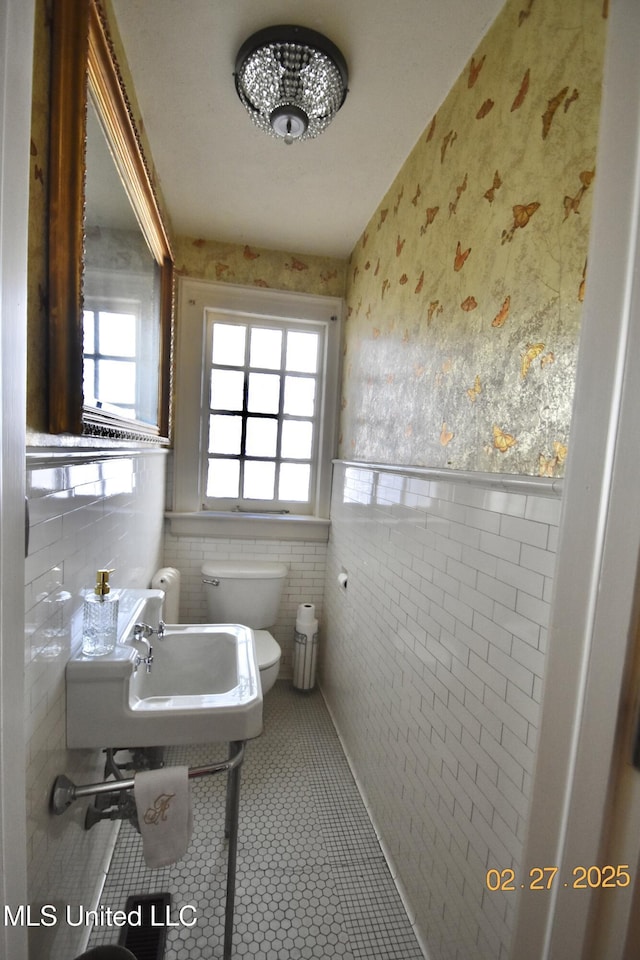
(111, 0), (505, 259)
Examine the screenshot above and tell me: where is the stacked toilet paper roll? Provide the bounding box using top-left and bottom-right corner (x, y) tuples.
(293, 603), (318, 691)
(151, 567), (181, 623)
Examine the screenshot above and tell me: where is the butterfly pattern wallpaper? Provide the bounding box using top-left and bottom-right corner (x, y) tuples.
(25, 0), (607, 469)
(175, 236), (346, 299)
(338, 0), (608, 477)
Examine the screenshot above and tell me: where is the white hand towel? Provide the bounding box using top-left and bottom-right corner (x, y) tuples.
(134, 766), (192, 868)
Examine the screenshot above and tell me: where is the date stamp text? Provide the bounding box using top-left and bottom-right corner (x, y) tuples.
(486, 865), (631, 891)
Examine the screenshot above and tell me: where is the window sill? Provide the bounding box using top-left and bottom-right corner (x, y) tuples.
(165, 511), (330, 542)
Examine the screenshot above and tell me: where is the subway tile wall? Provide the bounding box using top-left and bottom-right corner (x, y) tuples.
(322, 462), (562, 960)
(24, 449), (166, 960)
(162, 533), (327, 677)
(23, 448), (560, 960)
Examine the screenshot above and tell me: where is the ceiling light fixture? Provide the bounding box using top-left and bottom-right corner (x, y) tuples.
(234, 25), (348, 145)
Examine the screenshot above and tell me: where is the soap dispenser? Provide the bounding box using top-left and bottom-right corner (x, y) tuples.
(82, 569), (119, 657)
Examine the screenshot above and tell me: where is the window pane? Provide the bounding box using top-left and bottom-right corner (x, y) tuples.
(246, 417), (277, 457)
(99, 312), (136, 357)
(250, 327), (282, 370)
(84, 357), (95, 402)
(210, 369), (244, 411)
(281, 420), (313, 459)
(248, 373), (280, 414)
(286, 331), (318, 373)
(207, 458), (239, 497)
(212, 322), (246, 366)
(279, 463), (310, 501)
(243, 460), (275, 500)
(98, 360), (135, 403)
(83, 311), (95, 353)
(284, 376), (315, 416)
(209, 415), (241, 454)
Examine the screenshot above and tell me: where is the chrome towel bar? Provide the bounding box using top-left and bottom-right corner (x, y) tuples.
(51, 741), (246, 960)
(50, 744), (245, 815)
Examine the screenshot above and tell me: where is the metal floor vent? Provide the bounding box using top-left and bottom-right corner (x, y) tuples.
(118, 893), (171, 960)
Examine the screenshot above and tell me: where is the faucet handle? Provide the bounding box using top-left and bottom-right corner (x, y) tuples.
(133, 620), (164, 641)
(134, 648), (153, 673)
(133, 622), (153, 642)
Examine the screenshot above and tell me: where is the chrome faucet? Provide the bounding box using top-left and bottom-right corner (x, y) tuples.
(131, 621), (165, 672)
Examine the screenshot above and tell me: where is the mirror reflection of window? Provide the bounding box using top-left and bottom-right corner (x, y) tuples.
(82, 97), (161, 425)
(83, 307), (137, 416)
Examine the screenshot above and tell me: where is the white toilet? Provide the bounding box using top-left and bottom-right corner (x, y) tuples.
(201, 560), (287, 694)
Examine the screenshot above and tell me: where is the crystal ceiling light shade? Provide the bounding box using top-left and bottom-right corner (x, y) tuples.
(234, 25), (348, 145)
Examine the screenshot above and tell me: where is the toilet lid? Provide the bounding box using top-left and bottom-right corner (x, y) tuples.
(201, 560), (287, 579)
(253, 630), (281, 669)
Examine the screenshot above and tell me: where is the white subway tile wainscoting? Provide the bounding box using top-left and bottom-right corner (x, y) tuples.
(322, 461), (562, 960)
(24, 448), (167, 960)
(25, 450), (562, 960)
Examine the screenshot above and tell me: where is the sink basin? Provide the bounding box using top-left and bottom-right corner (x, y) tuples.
(66, 622), (263, 748)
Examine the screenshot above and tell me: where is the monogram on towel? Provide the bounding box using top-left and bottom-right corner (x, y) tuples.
(134, 767), (192, 867)
(144, 792), (176, 825)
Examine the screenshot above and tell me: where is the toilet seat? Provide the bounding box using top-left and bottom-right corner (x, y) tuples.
(253, 629), (281, 669)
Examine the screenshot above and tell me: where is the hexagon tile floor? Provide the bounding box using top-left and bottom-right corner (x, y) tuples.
(88, 682), (425, 959)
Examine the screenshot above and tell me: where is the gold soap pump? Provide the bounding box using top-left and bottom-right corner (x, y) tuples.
(82, 568), (119, 657)
(95, 568), (113, 597)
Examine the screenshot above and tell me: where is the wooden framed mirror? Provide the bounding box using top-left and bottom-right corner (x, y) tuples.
(48, 0), (173, 440)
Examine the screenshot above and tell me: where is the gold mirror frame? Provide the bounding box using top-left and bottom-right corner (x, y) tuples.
(48, 0), (173, 440)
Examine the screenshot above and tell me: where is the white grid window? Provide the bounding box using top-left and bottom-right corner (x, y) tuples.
(174, 280), (342, 524)
(202, 315), (325, 513)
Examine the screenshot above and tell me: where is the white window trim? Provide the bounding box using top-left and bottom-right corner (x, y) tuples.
(170, 277), (342, 539)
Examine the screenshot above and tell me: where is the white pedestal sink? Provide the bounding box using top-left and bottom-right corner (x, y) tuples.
(66, 619), (263, 748)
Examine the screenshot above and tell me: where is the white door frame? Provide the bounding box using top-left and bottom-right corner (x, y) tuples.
(0, 2), (34, 958)
(512, 0), (640, 956)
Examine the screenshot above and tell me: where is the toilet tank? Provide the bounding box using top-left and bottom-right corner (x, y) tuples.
(201, 560), (288, 629)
